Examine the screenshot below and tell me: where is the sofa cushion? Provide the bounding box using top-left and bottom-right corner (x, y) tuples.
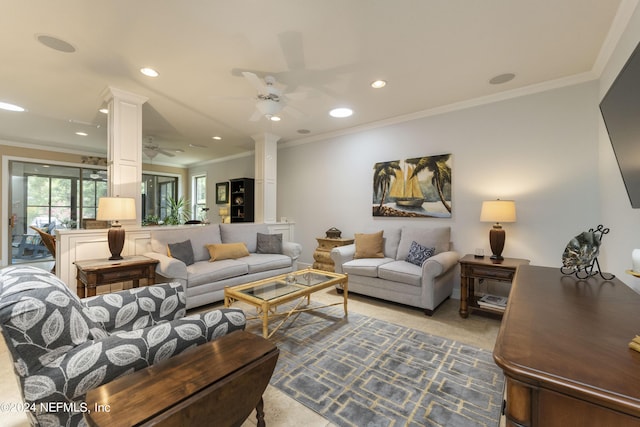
(244, 253), (292, 274)
(168, 240), (195, 266)
(151, 225), (221, 262)
(342, 257), (395, 278)
(186, 260), (249, 287)
(405, 241), (435, 266)
(396, 226), (450, 260)
(220, 223), (269, 253)
(378, 260), (422, 287)
(206, 243), (250, 261)
(256, 233), (282, 254)
(354, 231), (384, 258)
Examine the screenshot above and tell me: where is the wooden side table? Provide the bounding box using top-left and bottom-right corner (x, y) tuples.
(458, 254), (529, 318)
(85, 330), (279, 427)
(75, 255), (159, 298)
(312, 237), (354, 272)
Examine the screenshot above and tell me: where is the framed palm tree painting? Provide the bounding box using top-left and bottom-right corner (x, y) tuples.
(372, 153), (452, 218)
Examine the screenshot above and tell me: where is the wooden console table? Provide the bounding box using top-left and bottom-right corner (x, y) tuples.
(85, 330), (279, 427)
(459, 254), (529, 318)
(75, 255), (159, 298)
(494, 265), (640, 426)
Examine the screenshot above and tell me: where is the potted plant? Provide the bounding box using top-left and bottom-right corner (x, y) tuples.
(163, 196), (191, 225)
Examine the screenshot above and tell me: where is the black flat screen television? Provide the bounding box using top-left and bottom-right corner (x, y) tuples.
(600, 41), (640, 208)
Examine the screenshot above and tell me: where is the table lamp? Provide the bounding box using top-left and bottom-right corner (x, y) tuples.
(219, 206), (229, 224)
(97, 197), (136, 260)
(480, 199), (516, 261)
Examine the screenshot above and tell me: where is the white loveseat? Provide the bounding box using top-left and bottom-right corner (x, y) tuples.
(330, 226), (459, 315)
(144, 223), (302, 309)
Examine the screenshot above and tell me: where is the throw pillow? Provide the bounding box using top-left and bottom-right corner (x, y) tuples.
(405, 241), (436, 266)
(354, 230), (384, 258)
(206, 242), (250, 261)
(257, 233), (283, 254)
(167, 240), (195, 266)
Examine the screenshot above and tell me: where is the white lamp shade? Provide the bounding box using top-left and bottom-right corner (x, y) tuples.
(480, 200), (516, 223)
(218, 207), (229, 216)
(97, 197), (136, 221)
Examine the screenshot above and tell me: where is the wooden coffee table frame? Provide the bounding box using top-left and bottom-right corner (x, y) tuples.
(224, 268), (348, 338)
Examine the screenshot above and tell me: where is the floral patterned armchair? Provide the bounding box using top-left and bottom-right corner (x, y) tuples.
(0, 265), (246, 427)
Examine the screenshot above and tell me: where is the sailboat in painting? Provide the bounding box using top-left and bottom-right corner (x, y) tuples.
(390, 164), (424, 207)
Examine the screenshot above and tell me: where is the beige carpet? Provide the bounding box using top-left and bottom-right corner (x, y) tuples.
(0, 287), (501, 427)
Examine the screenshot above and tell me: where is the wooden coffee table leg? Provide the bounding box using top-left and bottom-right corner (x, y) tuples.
(261, 303), (269, 338)
(255, 397), (265, 427)
(343, 280), (348, 316)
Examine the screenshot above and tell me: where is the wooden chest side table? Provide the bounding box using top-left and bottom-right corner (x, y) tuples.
(312, 237), (354, 272)
(75, 255), (159, 298)
(458, 254), (529, 318)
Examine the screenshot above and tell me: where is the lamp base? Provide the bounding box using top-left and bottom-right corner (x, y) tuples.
(489, 224), (506, 261)
(107, 226), (125, 261)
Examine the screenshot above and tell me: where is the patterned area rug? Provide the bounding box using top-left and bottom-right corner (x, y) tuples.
(244, 305), (504, 427)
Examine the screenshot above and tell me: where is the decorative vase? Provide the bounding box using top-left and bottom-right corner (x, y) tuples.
(632, 249), (640, 272)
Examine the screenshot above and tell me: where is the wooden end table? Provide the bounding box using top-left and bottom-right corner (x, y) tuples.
(85, 330), (279, 427)
(459, 254), (529, 318)
(75, 255), (159, 298)
(312, 237), (354, 272)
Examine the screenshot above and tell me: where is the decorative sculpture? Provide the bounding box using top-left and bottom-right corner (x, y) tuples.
(561, 225), (615, 280)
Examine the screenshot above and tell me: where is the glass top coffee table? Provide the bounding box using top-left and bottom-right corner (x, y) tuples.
(224, 268), (348, 338)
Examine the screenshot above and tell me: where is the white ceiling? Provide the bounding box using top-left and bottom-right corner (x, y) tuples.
(0, 0), (626, 167)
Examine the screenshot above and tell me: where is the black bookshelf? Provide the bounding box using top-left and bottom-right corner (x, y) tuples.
(229, 178), (254, 223)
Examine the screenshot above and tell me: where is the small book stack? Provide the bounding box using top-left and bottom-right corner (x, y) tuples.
(477, 294), (508, 311)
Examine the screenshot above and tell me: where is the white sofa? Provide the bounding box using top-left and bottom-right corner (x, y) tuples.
(144, 223), (302, 309)
(330, 226), (459, 315)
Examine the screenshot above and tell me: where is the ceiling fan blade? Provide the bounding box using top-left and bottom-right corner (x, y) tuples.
(284, 91), (307, 101)
(278, 31), (305, 71)
(157, 149), (175, 157)
(283, 105), (304, 119)
(249, 108), (263, 122)
(242, 72), (268, 94)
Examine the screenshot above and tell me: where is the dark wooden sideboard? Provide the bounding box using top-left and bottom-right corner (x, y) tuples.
(494, 265), (640, 426)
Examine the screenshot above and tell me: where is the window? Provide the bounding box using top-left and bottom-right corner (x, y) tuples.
(9, 161), (108, 264)
(141, 173), (179, 223)
(193, 175), (207, 221)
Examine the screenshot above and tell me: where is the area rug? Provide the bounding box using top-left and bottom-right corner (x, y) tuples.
(244, 305), (504, 427)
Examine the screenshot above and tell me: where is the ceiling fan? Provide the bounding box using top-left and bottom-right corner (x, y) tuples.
(143, 137), (183, 159)
(241, 71), (304, 121)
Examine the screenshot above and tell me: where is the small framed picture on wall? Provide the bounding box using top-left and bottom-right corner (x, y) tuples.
(216, 182), (229, 204)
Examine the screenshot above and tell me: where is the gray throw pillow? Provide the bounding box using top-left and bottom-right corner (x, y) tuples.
(405, 241), (435, 266)
(256, 233), (283, 254)
(168, 239), (195, 265)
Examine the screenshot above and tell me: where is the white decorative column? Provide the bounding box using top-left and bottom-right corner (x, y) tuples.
(252, 132), (280, 223)
(102, 87), (148, 225)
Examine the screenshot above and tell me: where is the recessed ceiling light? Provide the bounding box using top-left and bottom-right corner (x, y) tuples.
(36, 34), (76, 53)
(140, 67), (159, 77)
(0, 101), (25, 112)
(269, 115), (281, 122)
(329, 107), (353, 118)
(174, 149), (185, 153)
(189, 143), (206, 148)
(371, 80), (387, 89)
(212, 136), (222, 140)
(75, 132), (88, 136)
(297, 129), (311, 134)
(489, 73), (516, 85)
(99, 108), (109, 114)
